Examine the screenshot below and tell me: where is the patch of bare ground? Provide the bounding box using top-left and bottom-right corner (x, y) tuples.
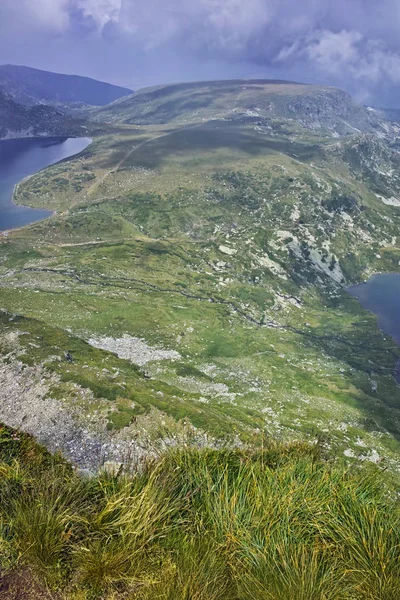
(0, 570), (58, 600)
(87, 334), (181, 366)
(0, 358), (148, 472)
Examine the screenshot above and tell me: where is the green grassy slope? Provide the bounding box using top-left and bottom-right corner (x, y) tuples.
(92, 79), (381, 135)
(1, 82), (400, 471)
(0, 425), (399, 600)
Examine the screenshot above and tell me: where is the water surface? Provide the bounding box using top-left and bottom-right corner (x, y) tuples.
(348, 273), (400, 381)
(0, 137), (91, 231)
(348, 273), (400, 345)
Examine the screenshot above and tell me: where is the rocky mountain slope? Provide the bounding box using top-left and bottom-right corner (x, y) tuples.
(93, 79), (384, 136)
(2, 79), (400, 474)
(0, 88), (87, 139)
(0, 64), (133, 107)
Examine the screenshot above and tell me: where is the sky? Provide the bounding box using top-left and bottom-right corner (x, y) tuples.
(1, 0), (400, 106)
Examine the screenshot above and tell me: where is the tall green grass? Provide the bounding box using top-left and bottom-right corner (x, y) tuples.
(0, 427), (399, 599)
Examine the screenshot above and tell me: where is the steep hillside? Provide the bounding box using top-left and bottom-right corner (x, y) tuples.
(0, 64), (133, 107)
(329, 134), (400, 203)
(0, 88), (87, 139)
(93, 79), (383, 136)
(2, 79), (400, 476)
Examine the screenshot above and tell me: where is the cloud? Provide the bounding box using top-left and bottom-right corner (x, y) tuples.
(277, 29), (400, 87)
(0, 0), (70, 32)
(2, 0), (400, 104)
(305, 30), (363, 73)
(109, 0), (276, 52)
(75, 0), (122, 29)
(63, 0), (400, 86)
(357, 41), (400, 84)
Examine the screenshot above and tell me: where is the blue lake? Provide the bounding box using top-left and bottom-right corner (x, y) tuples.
(348, 273), (400, 381)
(0, 137), (91, 231)
(348, 274), (400, 346)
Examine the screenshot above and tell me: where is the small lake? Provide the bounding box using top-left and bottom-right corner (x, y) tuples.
(348, 273), (400, 381)
(0, 137), (91, 231)
(348, 274), (400, 345)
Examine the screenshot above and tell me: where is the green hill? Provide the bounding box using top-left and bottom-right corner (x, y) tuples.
(1, 79), (400, 475)
(3, 74), (400, 597)
(93, 79), (382, 136)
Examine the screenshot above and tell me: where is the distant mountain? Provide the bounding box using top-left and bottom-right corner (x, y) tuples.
(0, 65), (133, 108)
(92, 79), (383, 136)
(0, 88), (86, 139)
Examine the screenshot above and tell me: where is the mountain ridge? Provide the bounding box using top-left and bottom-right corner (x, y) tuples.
(0, 87), (88, 139)
(93, 78), (383, 137)
(0, 64), (133, 108)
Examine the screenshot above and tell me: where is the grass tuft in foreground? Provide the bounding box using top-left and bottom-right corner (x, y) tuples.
(0, 425), (399, 599)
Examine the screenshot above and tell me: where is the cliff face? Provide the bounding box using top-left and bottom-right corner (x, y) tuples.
(281, 89), (382, 135)
(328, 133), (400, 202)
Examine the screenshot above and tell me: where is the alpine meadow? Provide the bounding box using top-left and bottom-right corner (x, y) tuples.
(1, 75), (400, 599)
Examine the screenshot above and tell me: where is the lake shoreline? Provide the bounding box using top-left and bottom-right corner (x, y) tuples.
(347, 273), (400, 383)
(0, 136), (91, 232)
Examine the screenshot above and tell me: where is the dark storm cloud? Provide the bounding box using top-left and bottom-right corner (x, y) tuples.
(1, 0), (400, 104)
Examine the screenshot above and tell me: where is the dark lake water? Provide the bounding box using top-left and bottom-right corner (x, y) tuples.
(348, 274), (400, 345)
(0, 137), (91, 231)
(348, 274), (400, 381)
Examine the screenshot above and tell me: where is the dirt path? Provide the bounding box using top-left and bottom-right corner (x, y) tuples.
(55, 235), (203, 247)
(80, 121), (208, 206)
